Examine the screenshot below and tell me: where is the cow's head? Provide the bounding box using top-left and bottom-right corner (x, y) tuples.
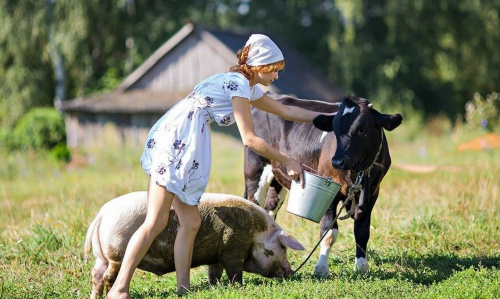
(314, 96), (402, 171)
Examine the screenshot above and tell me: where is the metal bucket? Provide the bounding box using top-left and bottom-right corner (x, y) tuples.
(287, 169), (341, 223)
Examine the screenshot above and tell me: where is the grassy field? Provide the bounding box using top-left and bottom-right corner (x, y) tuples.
(0, 122), (499, 298)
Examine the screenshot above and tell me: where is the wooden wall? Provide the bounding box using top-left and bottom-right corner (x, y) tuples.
(130, 35), (232, 92)
(65, 112), (162, 148)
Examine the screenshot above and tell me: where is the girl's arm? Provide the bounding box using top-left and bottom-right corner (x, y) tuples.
(232, 96), (303, 182)
(249, 93), (331, 122)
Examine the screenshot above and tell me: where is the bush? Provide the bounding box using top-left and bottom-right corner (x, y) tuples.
(11, 108), (66, 151)
(50, 143), (71, 162)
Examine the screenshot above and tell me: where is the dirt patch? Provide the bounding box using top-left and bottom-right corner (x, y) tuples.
(393, 164), (462, 173)
(457, 133), (500, 151)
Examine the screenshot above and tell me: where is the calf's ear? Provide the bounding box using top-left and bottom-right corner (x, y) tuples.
(278, 231), (305, 250)
(375, 113), (403, 131)
(313, 114), (335, 132)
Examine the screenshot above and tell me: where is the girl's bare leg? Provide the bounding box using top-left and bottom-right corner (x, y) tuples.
(106, 178), (173, 299)
(172, 198), (201, 294)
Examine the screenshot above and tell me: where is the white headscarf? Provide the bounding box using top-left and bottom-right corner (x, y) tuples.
(244, 34), (284, 66)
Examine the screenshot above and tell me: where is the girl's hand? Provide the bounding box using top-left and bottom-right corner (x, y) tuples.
(286, 158), (305, 188)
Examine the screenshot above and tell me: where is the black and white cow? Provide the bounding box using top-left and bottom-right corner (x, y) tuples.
(244, 93), (402, 276)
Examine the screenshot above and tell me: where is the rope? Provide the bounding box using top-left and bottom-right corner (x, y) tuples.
(338, 181), (362, 220)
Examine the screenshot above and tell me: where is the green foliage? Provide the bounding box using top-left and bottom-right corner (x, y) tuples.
(0, 128), (13, 151)
(88, 67), (123, 94)
(49, 143), (72, 162)
(10, 108), (66, 151)
(465, 92), (499, 132)
(0, 1), (54, 127)
(0, 0), (192, 127)
(327, 0), (500, 118)
(1, 0), (499, 130)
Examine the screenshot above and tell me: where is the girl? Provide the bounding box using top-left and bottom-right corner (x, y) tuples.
(107, 33), (333, 298)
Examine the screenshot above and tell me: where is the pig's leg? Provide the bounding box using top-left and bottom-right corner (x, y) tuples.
(90, 258), (107, 299)
(102, 261), (121, 295)
(222, 259), (244, 284)
(225, 270), (243, 284)
(207, 264), (224, 284)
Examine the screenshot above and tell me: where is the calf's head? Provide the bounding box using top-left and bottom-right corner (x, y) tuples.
(244, 227), (304, 278)
(315, 96), (402, 171)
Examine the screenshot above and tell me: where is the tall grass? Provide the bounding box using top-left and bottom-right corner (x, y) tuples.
(0, 121), (499, 298)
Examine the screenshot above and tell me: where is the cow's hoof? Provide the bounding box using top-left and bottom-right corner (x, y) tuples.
(354, 257), (369, 273)
(313, 263), (329, 277)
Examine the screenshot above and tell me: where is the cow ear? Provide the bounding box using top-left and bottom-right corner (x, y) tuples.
(375, 113), (403, 131)
(313, 114), (335, 132)
(278, 231), (305, 250)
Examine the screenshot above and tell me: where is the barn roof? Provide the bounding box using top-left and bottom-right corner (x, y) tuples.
(62, 22), (344, 114)
(61, 90), (189, 113)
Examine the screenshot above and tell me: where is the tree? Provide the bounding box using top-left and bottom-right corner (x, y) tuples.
(0, 1), (53, 127)
(1, 0), (498, 129)
(0, 0), (194, 127)
(327, 0), (500, 117)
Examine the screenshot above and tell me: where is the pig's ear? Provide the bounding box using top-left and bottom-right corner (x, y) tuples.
(278, 231), (305, 251)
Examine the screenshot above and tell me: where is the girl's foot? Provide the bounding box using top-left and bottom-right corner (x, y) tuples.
(106, 290), (131, 299)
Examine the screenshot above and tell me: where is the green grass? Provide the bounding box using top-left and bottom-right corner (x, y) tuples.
(0, 125), (499, 298)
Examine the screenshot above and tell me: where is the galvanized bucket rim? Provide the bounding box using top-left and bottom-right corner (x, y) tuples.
(287, 167), (341, 223)
(300, 165), (338, 186)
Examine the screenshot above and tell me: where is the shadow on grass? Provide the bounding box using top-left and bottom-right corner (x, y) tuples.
(253, 253), (500, 286)
(121, 254), (499, 297)
(128, 277), (293, 298)
(129, 282), (217, 299)
(370, 253), (500, 285)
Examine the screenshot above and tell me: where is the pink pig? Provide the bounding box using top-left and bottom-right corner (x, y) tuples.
(84, 192), (304, 298)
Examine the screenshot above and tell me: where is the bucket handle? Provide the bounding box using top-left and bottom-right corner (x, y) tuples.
(301, 163), (334, 185)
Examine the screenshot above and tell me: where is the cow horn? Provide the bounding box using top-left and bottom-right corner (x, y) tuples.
(368, 103), (373, 108)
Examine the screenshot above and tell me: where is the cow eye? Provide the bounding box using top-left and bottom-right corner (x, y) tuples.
(357, 127), (366, 136)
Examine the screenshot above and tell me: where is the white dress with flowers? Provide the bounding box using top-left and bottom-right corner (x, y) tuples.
(140, 72), (264, 206)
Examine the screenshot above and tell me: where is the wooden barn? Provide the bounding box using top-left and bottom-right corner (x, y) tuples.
(61, 22), (344, 148)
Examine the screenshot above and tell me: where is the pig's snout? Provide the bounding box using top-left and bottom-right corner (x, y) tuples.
(265, 260), (294, 278)
(282, 261), (294, 277)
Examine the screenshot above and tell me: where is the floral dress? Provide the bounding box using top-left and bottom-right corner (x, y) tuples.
(140, 72), (264, 206)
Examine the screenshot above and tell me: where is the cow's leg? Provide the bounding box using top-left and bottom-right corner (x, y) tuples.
(353, 193), (378, 273)
(264, 179), (289, 219)
(314, 202), (339, 277)
(274, 185), (289, 218)
(353, 215), (370, 273)
(253, 164), (274, 207)
(244, 147), (272, 206)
